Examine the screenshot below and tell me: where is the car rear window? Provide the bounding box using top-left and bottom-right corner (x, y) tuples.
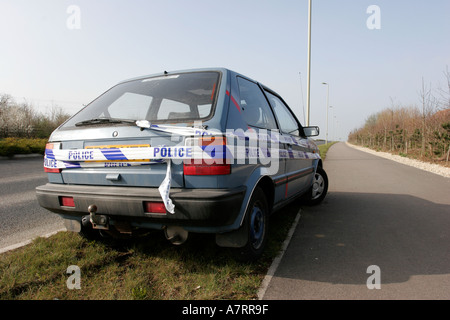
(61, 71), (220, 128)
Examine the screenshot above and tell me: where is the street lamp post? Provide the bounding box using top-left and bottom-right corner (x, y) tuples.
(329, 105), (333, 141)
(336, 119), (339, 141)
(306, 0), (312, 126)
(322, 82), (329, 144)
(333, 115), (337, 142)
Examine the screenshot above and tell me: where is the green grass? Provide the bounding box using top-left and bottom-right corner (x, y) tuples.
(0, 203), (299, 300)
(318, 141), (337, 160)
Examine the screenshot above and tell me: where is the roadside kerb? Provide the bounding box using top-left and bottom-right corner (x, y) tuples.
(0, 229), (66, 254)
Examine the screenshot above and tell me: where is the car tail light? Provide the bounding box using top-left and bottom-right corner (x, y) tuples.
(184, 159), (231, 175)
(59, 196), (75, 207)
(44, 142), (62, 173)
(143, 201), (166, 214)
(183, 136), (231, 175)
(198, 136), (226, 147)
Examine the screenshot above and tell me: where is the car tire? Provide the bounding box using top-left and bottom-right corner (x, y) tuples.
(307, 166), (328, 205)
(234, 187), (269, 262)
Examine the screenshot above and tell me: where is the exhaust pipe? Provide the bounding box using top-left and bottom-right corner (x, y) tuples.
(164, 226), (188, 245)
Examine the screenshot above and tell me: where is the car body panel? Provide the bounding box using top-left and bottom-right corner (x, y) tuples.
(36, 67), (322, 242)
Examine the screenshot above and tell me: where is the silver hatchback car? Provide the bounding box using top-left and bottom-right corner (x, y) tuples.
(36, 68), (328, 261)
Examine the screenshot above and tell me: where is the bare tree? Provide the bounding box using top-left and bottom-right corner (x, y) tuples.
(0, 94), (71, 138)
(436, 66), (450, 110)
(419, 78), (434, 156)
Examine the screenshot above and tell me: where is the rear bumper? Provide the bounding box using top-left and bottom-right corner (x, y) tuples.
(36, 183), (246, 233)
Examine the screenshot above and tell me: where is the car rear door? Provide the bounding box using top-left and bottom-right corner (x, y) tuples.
(264, 90), (315, 199)
(235, 77), (287, 204)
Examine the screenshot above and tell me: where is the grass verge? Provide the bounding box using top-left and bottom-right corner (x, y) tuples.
(318, 141), (337, 160)
(0, 204), (299, 300)
(0, 138), (46, 157)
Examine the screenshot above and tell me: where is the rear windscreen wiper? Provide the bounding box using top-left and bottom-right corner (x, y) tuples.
(75, 118), (136, 126)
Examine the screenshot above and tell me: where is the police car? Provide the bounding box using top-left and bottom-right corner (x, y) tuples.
(36, 68), (328, 261)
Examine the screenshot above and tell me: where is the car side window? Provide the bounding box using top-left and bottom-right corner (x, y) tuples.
(237, 77), (277, 130)
(265, 91), (300, 136)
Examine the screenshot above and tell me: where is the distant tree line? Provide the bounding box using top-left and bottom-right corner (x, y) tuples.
(348, 68), (450, 162)
(0, 94), (71, 139)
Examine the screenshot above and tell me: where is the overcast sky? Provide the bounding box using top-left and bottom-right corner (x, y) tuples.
(1, 0), (449, 141)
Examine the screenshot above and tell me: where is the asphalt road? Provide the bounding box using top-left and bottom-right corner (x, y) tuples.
(0, 156), (64, 251)
(263, 142), (450, 300)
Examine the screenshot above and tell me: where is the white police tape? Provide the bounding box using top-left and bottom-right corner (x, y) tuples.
(44, 124), (320, 214)
(45, 146), (197, 169)
(44, 145), (319, 169)
(137, 120), (319, 151)
(158, 160), (175, 214)
(45, 122), (318, 170)
(136, 120), (214, 137)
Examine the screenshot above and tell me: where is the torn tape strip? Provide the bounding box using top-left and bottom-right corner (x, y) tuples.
(136, 121), (216, 137)
(137, 121), (318, 150)
(158, 160), (175, 214)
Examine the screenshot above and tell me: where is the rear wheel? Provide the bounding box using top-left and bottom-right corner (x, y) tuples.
(234, 187), (269, 262)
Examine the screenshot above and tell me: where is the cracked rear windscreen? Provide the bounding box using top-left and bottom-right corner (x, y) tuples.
(62, 71), (220, 128)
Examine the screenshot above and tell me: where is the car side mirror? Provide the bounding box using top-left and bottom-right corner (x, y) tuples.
(303, 126), (320, 137)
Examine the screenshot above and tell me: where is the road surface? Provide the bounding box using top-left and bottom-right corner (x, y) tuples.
(263, 142), (450, 299)
(0, 156), (64, 251)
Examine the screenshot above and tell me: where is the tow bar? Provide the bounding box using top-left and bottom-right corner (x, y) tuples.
(88, 204), (109, 230)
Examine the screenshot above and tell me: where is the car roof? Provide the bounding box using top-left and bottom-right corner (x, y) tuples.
(117, 67), (281, 102)
(118, 67), (231, 84)
(118, 67), (267, 87)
